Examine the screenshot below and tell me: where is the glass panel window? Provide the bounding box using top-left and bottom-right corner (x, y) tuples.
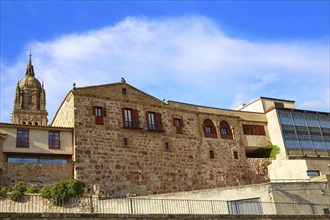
(93, 106), (105, 125)
(124, 109), (132, 128)
(307, 170), (320, 177)
(278, 110), (293, 125)
(318, 114), (330, 128)
(49, 131), (60, 149)
(39, 156), (68, 164)
(305, 113), (319, 127)
(298, 135), (312, 150)
(284, 134), (300, 149)
(292, 112), (306, 126)
(17, 130), (29, 147)
(174, 118), (183, 134)
(205, 126), (212, 134)
(8, 155), (38, 163)
(148, 112), (156, 130)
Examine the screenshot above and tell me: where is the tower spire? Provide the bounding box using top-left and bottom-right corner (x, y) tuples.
(29, 49), (32, 65)
(25, 50), (35, 77)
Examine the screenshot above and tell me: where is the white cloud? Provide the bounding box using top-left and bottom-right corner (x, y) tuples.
(299, 90), (330, 111)
(1, 16), (329, 123)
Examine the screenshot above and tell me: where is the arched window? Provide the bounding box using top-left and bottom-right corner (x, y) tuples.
(220, 121), (233, 139)
(203, 119), (217, 138)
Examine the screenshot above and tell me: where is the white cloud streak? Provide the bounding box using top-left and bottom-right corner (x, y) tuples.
(1, 16), (329, 122)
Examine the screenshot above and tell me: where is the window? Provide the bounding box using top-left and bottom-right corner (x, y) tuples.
(307, 170), (320, 177)
(203, 119), (217, 138)
(233, 151), (239, 160)
(173, 118), (183, 134)
(17, 130), (29, 147)
(274, 102), (284, 109)
(93, 106), (106, 125)
(123, 138), (128, 146)
(122, 108), (140, 129)
(228, 198), (263, 215)
(49, 131), (60, 149)
(165, 142), (169, 150)
(146, 112), (163, 131)
(7, 154), (68, 164)
(8, 155), (37, 163)
(220, 121), (233, 139)
(209, 150), (215, 159)
(242, 125), (266, 135)
(122, 88), (127, 94)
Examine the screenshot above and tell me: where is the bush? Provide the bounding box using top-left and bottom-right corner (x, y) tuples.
(9, 182), (27, 202)
(40, 180), (84, 206)
(26, 185), (40, 193)
(247, 143), (280, 159)
(0, 185), (8, 199)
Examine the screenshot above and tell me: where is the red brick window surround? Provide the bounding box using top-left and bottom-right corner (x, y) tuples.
(122, 108), (140, 129)
(49, 131), (60, 149)
(173, 118), (183, 134)
(220, 121), (233, 139)
(93, 106), (106, 125)
(242, 124), (266, 135)
(16, 130), (29, 148)
(203, 119), (217, 138)
(146, 112), (163, 131)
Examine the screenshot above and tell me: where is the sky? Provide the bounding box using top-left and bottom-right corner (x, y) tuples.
(0, 1), (329, 123)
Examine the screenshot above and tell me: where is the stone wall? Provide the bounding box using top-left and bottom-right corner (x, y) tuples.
(52, 91), (75, 127)
(1, 162), (73, 185)
(53, 83), (272, 196)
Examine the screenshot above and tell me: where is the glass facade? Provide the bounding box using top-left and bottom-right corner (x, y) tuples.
(278, 109), (330, 157)
(7, 154), (69, 164)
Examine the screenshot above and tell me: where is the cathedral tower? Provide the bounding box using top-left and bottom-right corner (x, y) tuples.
(12, 52), (48, 126)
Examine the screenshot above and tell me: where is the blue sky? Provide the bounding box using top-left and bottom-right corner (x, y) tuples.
(1, 1), (329, 123)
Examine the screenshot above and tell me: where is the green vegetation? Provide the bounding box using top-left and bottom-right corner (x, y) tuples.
(0, 184), (8, 199)
(26, 185), (40, 193)
(247, 143), (280, 159)
(40, 179), (84, 206)
(9, 182), (27, 202)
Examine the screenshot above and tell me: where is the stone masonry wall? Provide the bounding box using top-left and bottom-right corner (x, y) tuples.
(52, 91), (75, 127)
(55, 83), (271, 196)
(1, 163), (73, 185)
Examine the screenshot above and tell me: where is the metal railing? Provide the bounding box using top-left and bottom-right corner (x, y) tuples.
(0, 195), (329, 215)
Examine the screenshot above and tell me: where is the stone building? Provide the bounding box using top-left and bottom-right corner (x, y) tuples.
(12, 52), (48, 126)
(51, 82), (273, 196)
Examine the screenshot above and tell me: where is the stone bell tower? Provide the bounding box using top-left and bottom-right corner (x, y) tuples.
(12, 52), (48, 126)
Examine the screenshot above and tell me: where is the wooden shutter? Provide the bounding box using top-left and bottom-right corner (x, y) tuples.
(258, 126), (266, 135)
(102, 108), (106, 117)
(122, 108), (126, 127)
(132, 109), (139, 128)
(155, 113), (163, 131)
(92, 106), (96, 115)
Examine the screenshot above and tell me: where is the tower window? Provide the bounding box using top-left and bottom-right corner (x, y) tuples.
(17, 130), (29, 148)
